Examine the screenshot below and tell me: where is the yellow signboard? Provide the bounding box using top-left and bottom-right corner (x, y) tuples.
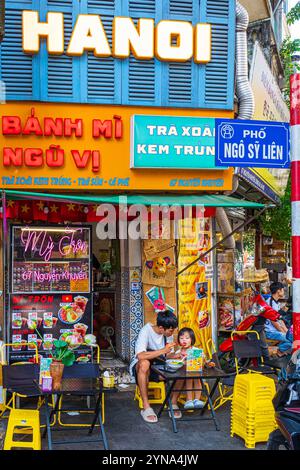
(0, 103), (233, 191)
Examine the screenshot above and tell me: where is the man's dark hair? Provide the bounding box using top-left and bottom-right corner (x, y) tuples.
(156, 310), (178, 330)
(270, 282), (285, 295)
(178, 327), (196, 346)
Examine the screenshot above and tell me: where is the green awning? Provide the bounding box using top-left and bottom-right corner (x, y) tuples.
(2, 190), (267, 208)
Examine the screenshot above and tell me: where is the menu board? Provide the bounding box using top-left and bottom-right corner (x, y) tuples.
(11, 226), (91, 293)
(9, 293), (93, 363)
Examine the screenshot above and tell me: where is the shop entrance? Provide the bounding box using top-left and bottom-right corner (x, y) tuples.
(92, 235), (120, 356)
(3, 204), (123, 365)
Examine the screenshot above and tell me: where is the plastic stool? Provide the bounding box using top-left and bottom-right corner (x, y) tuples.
(4, 409), (41, 450)
(134, 381), (166, 409)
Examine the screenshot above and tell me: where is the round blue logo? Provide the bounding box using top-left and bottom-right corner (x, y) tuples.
(221, 124), (234, 139)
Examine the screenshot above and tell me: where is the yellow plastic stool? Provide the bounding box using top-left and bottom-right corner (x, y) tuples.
(4, 409), (41, 450)
(134, 381), (166, 409)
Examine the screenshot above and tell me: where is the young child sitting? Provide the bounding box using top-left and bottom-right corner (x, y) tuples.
(171, 327), (205, 411)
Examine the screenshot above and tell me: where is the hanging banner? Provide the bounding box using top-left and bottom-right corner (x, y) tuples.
(177, 217), (213, 356)
(250, 42), (289, 123)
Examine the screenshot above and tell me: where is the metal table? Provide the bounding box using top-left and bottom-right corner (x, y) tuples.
(36, 378), (114, 450)
(151, 364), (229, 433)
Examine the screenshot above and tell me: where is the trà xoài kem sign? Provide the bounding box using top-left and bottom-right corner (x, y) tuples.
(131, 115), (221, 170)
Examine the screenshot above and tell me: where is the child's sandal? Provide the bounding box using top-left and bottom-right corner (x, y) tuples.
(184, 400), (194, 410)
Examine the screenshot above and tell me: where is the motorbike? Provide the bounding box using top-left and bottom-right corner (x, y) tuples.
(267, 350), (300, 450)
(218, 293), (280, 372)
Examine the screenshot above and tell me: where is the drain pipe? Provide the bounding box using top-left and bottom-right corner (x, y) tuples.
(216, 1), (255, 249)
(235, 1), (255, 120)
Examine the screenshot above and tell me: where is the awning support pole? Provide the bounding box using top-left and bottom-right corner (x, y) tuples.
(177, 206), (269, 277)
(1, 190), (7, 344)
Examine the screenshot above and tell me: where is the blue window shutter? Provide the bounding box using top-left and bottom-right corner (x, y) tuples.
(0, 3), (35, 100)
(83, 0), (121, 104)
(122, 0), (162, 106)
(169, 0), (193, 16)
(40, 1), (79, 102)
(206, 0), (229, 18)
(87, 0), (115, 9)
(128, 1), (156, 15)
(204, 0), (235, 109)
(162, 0), (199, 108)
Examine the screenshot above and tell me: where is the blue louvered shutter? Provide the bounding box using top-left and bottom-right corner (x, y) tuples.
(122, 0), (162, 106)
(83, 0), (121, 104)
(0, 0), (235, 109)
(0, 0), (36, 100)
(40, 0), (79, 102)
(162, 0), (199, 107)
(204, 0), (235, 109)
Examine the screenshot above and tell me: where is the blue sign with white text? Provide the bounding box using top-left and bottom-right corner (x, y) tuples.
(131, 115), (219, 169)
(215, 119), (290, 168)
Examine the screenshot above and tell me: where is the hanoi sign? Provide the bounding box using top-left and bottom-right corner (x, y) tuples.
(22, 11), (211, 63)
(215, 119), (290, 169)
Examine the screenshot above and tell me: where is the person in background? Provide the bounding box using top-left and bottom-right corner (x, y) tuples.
(264, 282), (293, 357)
(129, 310), (178, 423)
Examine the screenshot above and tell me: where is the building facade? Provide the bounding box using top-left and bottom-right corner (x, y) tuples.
(0, 0), (268, 363)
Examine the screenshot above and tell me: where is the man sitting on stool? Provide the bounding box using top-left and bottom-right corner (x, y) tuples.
(130, 310), (178, 423)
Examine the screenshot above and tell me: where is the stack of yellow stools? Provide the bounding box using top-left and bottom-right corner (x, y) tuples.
(231, 373), (277, 448)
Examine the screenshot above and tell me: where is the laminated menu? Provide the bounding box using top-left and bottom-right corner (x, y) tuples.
(39, 357), (53, 385)
(186, 347), (204, 372)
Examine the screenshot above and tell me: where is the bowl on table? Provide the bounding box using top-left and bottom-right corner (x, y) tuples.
(165, 359), (184, 371)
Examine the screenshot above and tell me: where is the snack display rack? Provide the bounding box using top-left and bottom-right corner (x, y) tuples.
(217, 248), (253, 333)
(261, 235), (288, 284)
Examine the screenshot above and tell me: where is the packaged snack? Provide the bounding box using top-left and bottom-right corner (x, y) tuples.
(41, 377), (53, 392)
(186, 347), (204, 372)
(43, 334), (53, 350)
(12, 313), (22, 329)
(28, 312), (38, 330)
(28, 334), (37, 350)
(43, 312), (53, 329)
(12, 335), (22, 351)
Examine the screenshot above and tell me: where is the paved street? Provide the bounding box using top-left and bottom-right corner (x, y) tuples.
(30, 390), (266, 451)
